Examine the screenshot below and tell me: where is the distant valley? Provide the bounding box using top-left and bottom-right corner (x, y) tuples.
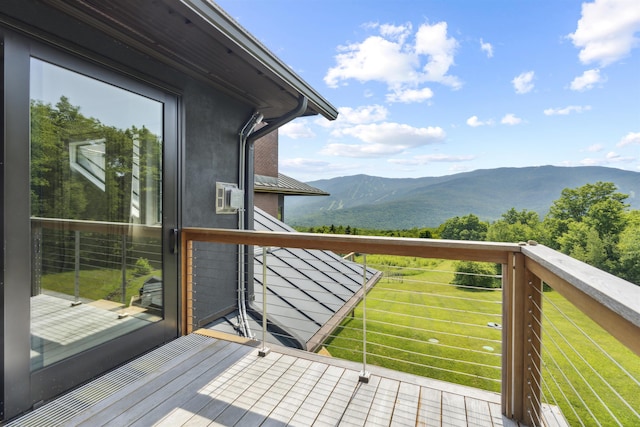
(284, 166), (640, 229)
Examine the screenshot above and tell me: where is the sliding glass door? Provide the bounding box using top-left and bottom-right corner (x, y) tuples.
(3, 32), (179, 418)
(29, 57), (167, 369)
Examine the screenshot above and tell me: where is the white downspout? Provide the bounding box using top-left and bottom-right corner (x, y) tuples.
(237, 96), (308, 338)
(238, 111), (263, 338)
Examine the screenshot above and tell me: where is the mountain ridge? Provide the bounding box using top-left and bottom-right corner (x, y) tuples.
(285, 166), (640, 229)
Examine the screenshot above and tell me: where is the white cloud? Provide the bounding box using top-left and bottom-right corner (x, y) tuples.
(466, 116), (494, 127)
(512, 71), (535, 94)
(379, 22), (413, 44)
(324, 20), (461, 94)
(317, 104), (389, 129)
(569, 0), (640, 67)
(279, 121), (316, 139)
(386, 87), (434, 103)
(543, 105), (592, 115)
(480, 38), (494, 58)
(618, 131), (640, 147)
(332, 122), (445, 145)
(389, 154), (476, 165)
(501, 113), (522, 125)
(337, 105), (388, 125)
(280, 158), (330, 171)
(414, 22), (462, 88)
(322, 142), (406, 157)
(563, 151), (635, 167)
(324, 36), (419, 89)
(279, 157), (356, 175)
(570, 69), (605, 91)
(586, 143), (604, 152)
(324, 122), (446, 158)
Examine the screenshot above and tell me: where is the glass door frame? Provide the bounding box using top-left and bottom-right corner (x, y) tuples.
(2, 30), (179, 419)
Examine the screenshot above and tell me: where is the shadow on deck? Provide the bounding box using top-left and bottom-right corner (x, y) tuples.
(7, 333), (567, 426)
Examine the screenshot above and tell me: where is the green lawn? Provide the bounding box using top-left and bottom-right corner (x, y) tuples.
(323, 256), (640, 425)
(41, 268), (161, 305)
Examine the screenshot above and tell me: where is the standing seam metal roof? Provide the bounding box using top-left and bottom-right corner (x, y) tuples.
(204, 208), (380, 350)
(254, 173), (330, 196)
(251, 207), (379, 350)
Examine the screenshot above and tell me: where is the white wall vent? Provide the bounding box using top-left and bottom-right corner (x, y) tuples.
(216, 182), (244, 214)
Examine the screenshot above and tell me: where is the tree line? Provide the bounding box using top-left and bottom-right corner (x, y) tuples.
(296, 181), (640, 286)
(31, 96), (162, 274)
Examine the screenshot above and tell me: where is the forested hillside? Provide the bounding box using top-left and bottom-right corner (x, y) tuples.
(286, 166), (640, 229)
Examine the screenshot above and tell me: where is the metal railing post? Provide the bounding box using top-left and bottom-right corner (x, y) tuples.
(121, 234), (127, 304)
(259, 246), (270, 357)
(359, 253), (370, 383)
(72, 230), (82, 305)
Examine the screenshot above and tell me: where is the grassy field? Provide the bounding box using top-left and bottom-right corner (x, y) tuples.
(41, 268), (161, 305)
(323, 256), (640, 426)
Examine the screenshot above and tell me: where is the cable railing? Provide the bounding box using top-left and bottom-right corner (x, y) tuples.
(324, 256), (503, 392)
(31, 218), (162, 305)
(527, 277), (640, 426)
(181, 228), (640, 426)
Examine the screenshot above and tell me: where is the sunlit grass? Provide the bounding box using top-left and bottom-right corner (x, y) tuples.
(41, 268), (161, 304)
(324, 258), (503, 392)
(323, 256), (640, 425)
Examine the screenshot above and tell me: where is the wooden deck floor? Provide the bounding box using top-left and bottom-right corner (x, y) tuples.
(8, 332), (566, 427)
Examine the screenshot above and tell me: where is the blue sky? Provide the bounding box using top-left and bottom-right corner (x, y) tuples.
(217, 0), (640, 181)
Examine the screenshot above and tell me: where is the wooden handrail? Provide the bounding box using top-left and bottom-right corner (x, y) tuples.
(181, 227), (520, 264)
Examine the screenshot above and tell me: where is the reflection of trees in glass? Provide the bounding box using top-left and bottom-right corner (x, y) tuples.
(31, 96), (161, 223)
(31, 96), (162, 273)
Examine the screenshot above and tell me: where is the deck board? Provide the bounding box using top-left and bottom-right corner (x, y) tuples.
(236, 357), (313, 426)
(8, 333), (567, 427)
(442, 392), (468, 427)
(213, 354), (298, 425)
(289, 364), (352, 426)
(366, 377), (400, 426)
(339, 375), (381, 427)
(390, 382), (420, 427)
(417, 387), (442, 426)
(310, 366), (360, 426)
(465, 398), (493, 427)
(261, 361), (328, 426)
(180, 351), (282, 426)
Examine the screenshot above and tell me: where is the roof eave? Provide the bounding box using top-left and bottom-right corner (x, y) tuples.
(254, 187), (330, 196)
(180, 0), (338, 121)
